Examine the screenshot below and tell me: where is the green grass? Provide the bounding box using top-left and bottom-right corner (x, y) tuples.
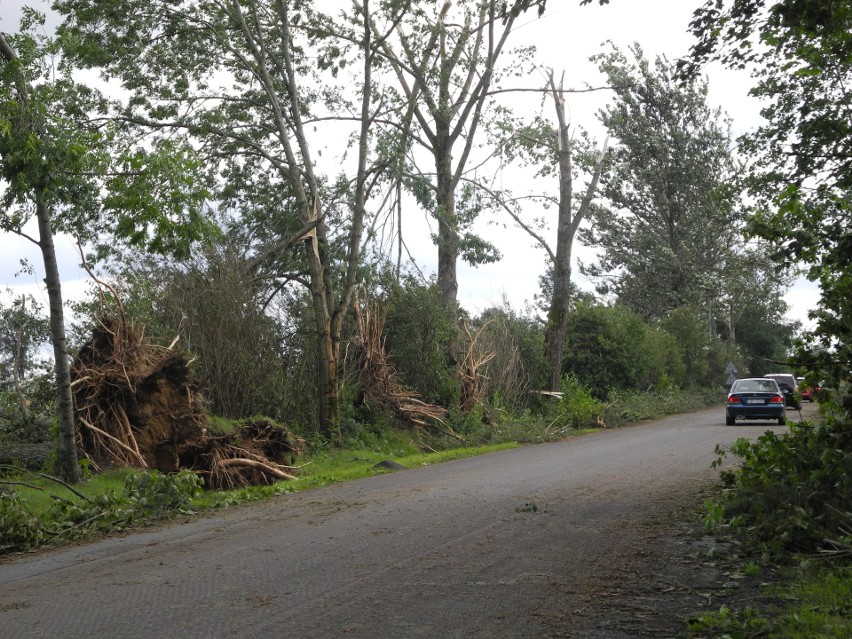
(687, 563), (852, 638)
(193, 442), (519, 509)
(2, 468), (141, 513)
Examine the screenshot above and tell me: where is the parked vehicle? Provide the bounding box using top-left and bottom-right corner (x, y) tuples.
(763, 373), (801, 409)
(797, 377), (821, 402)
(726, 378), (786, 425)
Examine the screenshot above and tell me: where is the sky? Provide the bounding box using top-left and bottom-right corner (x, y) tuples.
(0, 0), (822, 330)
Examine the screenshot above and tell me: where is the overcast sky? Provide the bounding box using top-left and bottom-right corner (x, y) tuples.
(0, 0), (821, 329)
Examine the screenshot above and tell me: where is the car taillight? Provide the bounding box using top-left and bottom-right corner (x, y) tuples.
(769, 395), (784, 403)
(727, 395), (740, 403)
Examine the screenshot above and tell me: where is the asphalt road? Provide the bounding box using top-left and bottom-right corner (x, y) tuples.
(0, 406), (807, 638)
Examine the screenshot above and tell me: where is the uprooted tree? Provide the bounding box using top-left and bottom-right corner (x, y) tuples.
(72, 310), (302, 490)
(56, 0), (401, 439)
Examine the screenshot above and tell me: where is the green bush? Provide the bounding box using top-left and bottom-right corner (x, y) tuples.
(0, 490), (47, 552)
(476, 305), (547, 413)
(554, 375), (604, 429)
(563, 302), (686, 398)
(383, 277), (459, 406)
(124, 469), (202, 516)
(711, 420), (852, 555)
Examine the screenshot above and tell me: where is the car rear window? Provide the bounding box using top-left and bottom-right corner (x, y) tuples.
(735, 380), (778, 392)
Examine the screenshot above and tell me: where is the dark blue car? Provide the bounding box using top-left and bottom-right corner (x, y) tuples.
(726, 377), (786, 425)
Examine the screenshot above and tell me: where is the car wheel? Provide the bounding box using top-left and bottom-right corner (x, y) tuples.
(778, 416), (786, 425)
(726, 415), (735, 426)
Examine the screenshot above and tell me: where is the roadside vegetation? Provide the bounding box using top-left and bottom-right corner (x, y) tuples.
(681, 1), (852, 635)
(686, 392), (852, 639)
(2, 382), (719, 556)
(2, 2), (850, 636)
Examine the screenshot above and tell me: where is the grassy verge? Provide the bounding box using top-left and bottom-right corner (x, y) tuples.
(193, 441), (520, 509)
(1, 387), (720, 555)
(687, 562), (852, 638)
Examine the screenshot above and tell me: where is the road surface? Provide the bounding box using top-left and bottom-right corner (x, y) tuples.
(1, 406), (806, 638)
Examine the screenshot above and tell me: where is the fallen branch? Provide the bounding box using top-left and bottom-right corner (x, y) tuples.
(0, 480), (44, 491)
(40, 473), (93, 503)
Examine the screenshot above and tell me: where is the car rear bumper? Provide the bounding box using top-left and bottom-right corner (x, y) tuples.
(726, 405), (785, 420)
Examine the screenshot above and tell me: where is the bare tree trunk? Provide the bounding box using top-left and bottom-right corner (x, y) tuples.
(36, 197), (81, 483)
(542, 73), (607, 391)
(543, 84), (574, 391)
(435, 128), (460, 362)
(12, 297), (31, 420)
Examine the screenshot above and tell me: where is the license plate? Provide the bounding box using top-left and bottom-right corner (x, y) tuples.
(746, 399), (764, 404)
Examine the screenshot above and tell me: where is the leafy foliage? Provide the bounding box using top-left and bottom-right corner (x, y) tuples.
(383, 277), (459, 407)
(0, 470), (202, 553)
(584, 43), (743, 320)
(684, 0), (852, 381)
(123, 470), (202, 517)
(0, 489), (47, 552)
(563, 302), (683, 398)
(555, 374), (603, 429)
(477, 304), (547, 412)
(712, 423), (852, 555)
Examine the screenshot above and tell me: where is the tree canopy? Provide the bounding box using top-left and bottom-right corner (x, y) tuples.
(582, 44), (742, 320)
(684, 0), (852, 379)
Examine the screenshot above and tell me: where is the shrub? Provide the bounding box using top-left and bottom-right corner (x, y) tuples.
(712, 420), (852, 556)
(563, 303), (677, 398)
(383, 277), (458, 406)
(476, 304), (546, 413)
(124, 469), (202, 516)
(0, 490), (46, 552)
(554, 374), (604, 429)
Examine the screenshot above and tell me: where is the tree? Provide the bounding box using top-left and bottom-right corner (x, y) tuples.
(1, 29), (92, 482)
(57, 0), (398, 438)
(581, 44), (742, 323)
(684, 0), (852, 382)
(366, 0), (524, 361)
(0, 291), (50, 421)
(2, 12), (213, 480)
(482, 71), (606, 391)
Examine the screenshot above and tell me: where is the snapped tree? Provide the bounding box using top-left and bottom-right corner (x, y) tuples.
(483, 70), (607, 391)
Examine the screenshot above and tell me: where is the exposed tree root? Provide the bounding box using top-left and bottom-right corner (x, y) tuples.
(71, 313), (302, 489)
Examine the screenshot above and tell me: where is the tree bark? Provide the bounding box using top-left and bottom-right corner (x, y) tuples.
(36, 197), (81, 483)
(542, 73), (606, 391)
(435, 126), (459, 361)
(543, 84), (574, 391)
